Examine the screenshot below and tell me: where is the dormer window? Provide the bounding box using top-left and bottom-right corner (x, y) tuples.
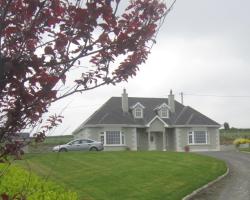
(130, 102), (145, 119)
(154, 103), (169, 118)
(161, 106), (169, 118)
(135, 107), (143, 118)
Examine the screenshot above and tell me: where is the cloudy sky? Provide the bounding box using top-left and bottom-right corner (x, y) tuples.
(44, 0), (250, 136)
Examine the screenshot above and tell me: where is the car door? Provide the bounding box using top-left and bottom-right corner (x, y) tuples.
(78, 139), (90, 151)
(68, 140), (81, 151)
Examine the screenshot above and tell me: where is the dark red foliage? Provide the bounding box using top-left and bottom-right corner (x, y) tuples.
(0, 0), (168, 158)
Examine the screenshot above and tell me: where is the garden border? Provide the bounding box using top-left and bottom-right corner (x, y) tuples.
(182, 166), (229, 200)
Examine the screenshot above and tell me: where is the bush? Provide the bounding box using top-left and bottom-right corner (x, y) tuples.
(0, 164), (78, 200)
(233, 138), (250, 148)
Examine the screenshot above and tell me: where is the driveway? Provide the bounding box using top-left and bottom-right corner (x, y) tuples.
(191, 151), (250, 200)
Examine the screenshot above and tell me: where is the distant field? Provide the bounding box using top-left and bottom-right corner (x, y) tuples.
(42, 135), (74, 145)
(220, 129), (250, 145)
(19, 152), (226, 200)
(28, 135), (73, 153)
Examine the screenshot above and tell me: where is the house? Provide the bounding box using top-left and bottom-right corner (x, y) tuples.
(73, 89), (221, 152)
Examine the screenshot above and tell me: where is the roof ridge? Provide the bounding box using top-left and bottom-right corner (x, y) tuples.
(186, 113), (194, 125)
(174, 106), (188, 124)
(186, 106), (220, 125)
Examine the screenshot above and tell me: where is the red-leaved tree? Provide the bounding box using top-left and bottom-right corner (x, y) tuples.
(0, 0), (174, 158)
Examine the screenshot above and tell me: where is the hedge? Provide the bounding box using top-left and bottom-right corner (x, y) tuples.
(0, 164), (78, 200)
(233, 138), (250, 147)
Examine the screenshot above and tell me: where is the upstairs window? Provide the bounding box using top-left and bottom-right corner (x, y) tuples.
(135, 107), (143, 118)
(160, 106), (169, 118)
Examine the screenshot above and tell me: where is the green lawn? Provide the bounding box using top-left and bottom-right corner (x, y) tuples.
(239, 147), (250, 152)
(18, 152), (226, 200)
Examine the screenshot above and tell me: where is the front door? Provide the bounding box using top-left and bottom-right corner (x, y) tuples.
(149, 132), (157, 150)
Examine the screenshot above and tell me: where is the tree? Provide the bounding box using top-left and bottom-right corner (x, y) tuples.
(0, 0), (173, 158)
(224, 122), (230, 130)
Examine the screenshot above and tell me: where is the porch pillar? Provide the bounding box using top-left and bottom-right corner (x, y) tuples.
(148, 131), (151, 150)
(163, 131), (167, 151)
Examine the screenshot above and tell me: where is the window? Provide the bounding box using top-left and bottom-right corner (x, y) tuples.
(106, 131), (120, 144)
(100, 132), (104, 144)
(100, 131), (125, 145)
(122, 134), (125, 144)
(188, 131), (208, 144)
(135, 108), (143, 118)
(161, 106), (169, 118)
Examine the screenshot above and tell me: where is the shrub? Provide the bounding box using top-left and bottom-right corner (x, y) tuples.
(233, 138), (250, 148)
(0, 164), (78, 200)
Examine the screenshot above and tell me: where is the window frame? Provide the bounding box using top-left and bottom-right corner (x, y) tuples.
(100, 131), (125, 146)
(160, 106), (169, 118)
(188, 131), (208, 145)
(134, 107), (143, 118)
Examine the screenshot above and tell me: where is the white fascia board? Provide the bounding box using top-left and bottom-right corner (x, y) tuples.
(72, 127), (85, 135)
(84, 124), (146, 128)
(146, 115), (169, 127)
(173, 125), (221, 128)
(153, 102), (170, 111)
(130, 102), (145, 109)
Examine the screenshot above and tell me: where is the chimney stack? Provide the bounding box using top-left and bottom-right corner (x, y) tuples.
(122, 88), (128, 113)
(168, 89), (175, 113)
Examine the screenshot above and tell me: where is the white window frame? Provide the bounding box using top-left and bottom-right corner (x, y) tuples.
(188, 131), (208, 145)
(160, 106), (169, 118)
(134, 107), (143, 118)
(100, 131), (125, 146)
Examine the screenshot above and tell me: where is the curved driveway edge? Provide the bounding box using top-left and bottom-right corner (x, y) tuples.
(182, 166), (229, 200)
(190, 151), (250, 200)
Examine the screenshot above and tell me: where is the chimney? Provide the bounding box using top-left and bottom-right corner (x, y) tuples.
(168, 89), (175, 113)
(122, 88), (128, 113)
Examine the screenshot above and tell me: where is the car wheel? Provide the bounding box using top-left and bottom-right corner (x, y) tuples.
(59, 148), (67, 152)
(89, 147), (98, 151)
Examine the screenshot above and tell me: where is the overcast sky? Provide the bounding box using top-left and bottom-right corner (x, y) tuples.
(44, 0), (250, 136)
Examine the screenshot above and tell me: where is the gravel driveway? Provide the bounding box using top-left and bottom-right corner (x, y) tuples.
(191, 151), (250, 200)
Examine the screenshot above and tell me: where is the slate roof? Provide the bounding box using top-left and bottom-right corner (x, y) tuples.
(76, 97), (220, 130)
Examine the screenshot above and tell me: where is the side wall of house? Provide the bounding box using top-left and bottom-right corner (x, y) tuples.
(137, 128), (148, 150)
(175, 127), (220, 152)
(166, 128), (176, 151)
(122, 127), (137, 150)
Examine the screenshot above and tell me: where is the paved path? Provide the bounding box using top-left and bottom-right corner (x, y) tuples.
(191, 151), (250, 200)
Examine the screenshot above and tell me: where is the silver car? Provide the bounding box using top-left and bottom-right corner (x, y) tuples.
(52, 139), (104, 152)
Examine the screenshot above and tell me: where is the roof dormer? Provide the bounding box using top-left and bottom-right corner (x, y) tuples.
(130, 102), (145, 119)
(154, 103), (170, 118)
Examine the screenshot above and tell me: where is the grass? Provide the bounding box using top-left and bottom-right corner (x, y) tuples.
(239, 147), (250, 152)
(17, 151), (226, 200)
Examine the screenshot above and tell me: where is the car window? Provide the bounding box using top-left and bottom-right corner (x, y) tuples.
(70, 140), (80, 145)
(80, 140), (87, 144)
(86, 140), (94, 143)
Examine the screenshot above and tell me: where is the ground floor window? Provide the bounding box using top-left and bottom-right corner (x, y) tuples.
(100, 131), (125, 145)
(188, 131), (208, 144)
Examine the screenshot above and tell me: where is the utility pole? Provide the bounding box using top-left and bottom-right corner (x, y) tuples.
(180, 92), (184, 105)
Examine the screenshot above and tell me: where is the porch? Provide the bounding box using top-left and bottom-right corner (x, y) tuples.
(137, 128), (175, 151)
